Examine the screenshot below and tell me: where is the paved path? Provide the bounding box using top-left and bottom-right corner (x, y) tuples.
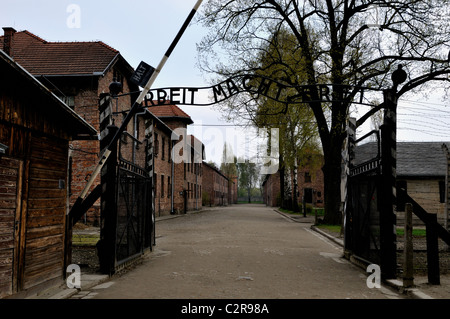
(80, 204), (402, 300)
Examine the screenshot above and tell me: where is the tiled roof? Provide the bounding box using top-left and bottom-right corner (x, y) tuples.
(354, 142), (450, 177)
(1, 30), (120, 76)
(147, 103), (193, 123)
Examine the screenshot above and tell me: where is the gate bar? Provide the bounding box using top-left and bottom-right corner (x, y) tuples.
(70, 0), (204, 217)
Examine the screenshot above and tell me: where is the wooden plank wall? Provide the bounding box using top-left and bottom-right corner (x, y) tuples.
(0, 157), (21, 298)
(22, 135), (68, 290)
(0, 61), (79, 296)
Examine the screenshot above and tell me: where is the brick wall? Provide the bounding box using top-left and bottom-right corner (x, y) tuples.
(263, 172), (281, 207)
(153, 125), (175, 216)
(67, 66), (133, 224)
(263, 155), (325, 208)
(202, 162), (229, 206)
(149, 119), (203, 215)
(297, 162), (325, 208)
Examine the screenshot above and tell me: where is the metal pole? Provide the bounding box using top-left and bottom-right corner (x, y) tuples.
(71, 0), (204, 213)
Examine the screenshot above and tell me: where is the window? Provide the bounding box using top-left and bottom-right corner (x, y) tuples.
(439, 181), (445, 203)
(162, 137), (165, 160)
(58, 95), (75, 108)
(305, 172), (312, 183)
(154, 133), (159, 157)
(168, 140), (172, 163)
(168, 176), (171, 197)
(161, 175), (164, 198)
(304, 188), (313, 203)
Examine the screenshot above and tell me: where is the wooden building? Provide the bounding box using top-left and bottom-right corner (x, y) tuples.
(355, 141), (450, 226)
(0, 49), (97, 298)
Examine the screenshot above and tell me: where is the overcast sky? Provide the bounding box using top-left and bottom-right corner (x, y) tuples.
(2, 0), (449, 165)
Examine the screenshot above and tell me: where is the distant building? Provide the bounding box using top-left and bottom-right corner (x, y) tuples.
(202, 161), (230, 207)
(262, 153), (325, 209)
(143, 102), (205, 215)
(262, 171), (281, 207)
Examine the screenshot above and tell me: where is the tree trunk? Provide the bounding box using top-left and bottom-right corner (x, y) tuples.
(322, 146), (344, 225)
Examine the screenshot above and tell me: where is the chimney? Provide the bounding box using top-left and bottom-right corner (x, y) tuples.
(2, 27), (17, 56)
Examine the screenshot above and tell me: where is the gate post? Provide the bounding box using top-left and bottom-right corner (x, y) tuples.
(97, 94), (119, 275)
(343, 117), (356, 255)
(403, 203), (414, 288)
(379, 89), (398, 279)
(145, 117), (155, 247)
(426, 213), (440, 285)
(98, 124), (119, 275)
(443, 143), (450, 251)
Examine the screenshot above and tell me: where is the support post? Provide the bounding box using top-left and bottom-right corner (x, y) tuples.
(426, 213), (440, 285)
(145, 117), (155, 247)
(403, 203), (414, 288)
(442, 144), (450, 251)
(343, 118), (356, 253)
(98, 124), (119, 275)
(379, 89), (398, 279)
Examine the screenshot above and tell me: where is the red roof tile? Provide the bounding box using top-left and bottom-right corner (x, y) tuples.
(1, 30), (119, 76)
(147, 102), (193, 122)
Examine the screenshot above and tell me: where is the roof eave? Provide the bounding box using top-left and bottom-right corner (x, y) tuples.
(0, 49), (98, 138)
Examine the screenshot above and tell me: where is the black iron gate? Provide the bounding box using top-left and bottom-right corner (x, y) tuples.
(345, 131), (382, 266)
(115, 158), (153, 265)
(96, 101), (155, 274)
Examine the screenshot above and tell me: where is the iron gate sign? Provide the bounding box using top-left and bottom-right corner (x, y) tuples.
(144, 75), (378, 107)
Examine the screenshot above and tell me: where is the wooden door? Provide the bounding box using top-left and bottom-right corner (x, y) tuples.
(0, 157), (22, 298)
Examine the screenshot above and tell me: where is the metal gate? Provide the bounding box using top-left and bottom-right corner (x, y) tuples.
(97, 115), (155, 275)
(115, 158), (153, 265)
(345, 131), (382, 265)
(345, 123), (398, 279)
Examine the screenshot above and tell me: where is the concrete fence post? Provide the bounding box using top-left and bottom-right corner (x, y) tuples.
(403, 203), (414, 288)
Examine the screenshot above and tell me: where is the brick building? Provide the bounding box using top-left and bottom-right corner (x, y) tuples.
(0, 27), (139, 224)
(262, 171), (281, 207)
(297, 154), (325, 208)
(262, 154), (325, 209)
(229, 176), (238, 205)
(202, 161), (230, 207)
(143, 102), (205, 215)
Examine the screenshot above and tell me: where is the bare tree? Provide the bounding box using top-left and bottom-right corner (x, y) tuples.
(197, 0), (450, 224)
